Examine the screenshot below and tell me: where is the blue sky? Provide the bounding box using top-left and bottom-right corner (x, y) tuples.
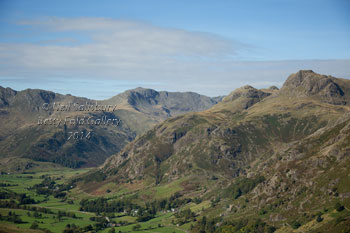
(0, 0), (349, 99)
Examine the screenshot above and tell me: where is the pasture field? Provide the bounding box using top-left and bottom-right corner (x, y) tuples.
(0, 168), (192, 233)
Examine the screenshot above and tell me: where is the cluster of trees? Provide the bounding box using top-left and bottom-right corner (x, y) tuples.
(25, 152), (86, 168)
(62, 223), (94, 233)
(0, 197), (55, 216)
(0, 182), (18, 187)
(225, 176), (265, 199)
(80, 197), (157, 222)
(16, 175), (34, 179)
(79, 191), (196, 225)
(29, 220), (53, 233)
(26, 209), (78, 222)
(0, 200), (22, 210)
(0, 211), (24, 224)
(149, 192), (193, 211)
(80, 192), (194, 218)
(80, 193), (191, 215)
(57, 210), (77, 219)
(135, 208), (156, 222)
(190, 216), (218, 233)
(0, 191), (36, 205)
(89, 216), (108, 222)
(27, 211), (43, 219)
(80, 197), (139, 213)
(174, 208), (196, 225)
(30, 177), (72, 198)
(23, 205), (54, 214)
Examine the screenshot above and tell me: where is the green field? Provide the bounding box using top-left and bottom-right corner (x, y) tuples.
(1, 165), (349, 233)
(0, 168), (192, 233)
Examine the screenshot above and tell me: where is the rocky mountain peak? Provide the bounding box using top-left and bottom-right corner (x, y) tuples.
(124, 88), (160, 106)
(222, 85), (271, 109)
(281, 70), (347, 105)
(0, 87), (62, 110)
(268, 85), (279, 90)
(127, 87), (159, 97)
(205, 85), (272, 112)
(282, 70), (343, 95)
(109, 87), (219, 118)
(0, 86), (17, 107)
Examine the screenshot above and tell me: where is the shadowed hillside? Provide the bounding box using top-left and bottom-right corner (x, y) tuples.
(0, 87), (220, 169)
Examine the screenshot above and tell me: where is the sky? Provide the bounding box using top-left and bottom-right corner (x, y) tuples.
(0, 0), (349, 99)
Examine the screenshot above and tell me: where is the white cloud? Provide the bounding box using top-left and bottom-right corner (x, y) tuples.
(0, 17), (349, 99)
(3, 17), (244, 71)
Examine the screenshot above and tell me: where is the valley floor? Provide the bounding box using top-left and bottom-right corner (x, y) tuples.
(1, 167), (350, 233)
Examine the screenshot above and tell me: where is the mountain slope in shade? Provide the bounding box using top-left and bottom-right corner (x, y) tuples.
(0, 86), (220, 169)
(84, 70), (350, 232)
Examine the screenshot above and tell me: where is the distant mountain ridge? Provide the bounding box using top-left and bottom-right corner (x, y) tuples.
(105, 87), (220, 120)
(0, 86), (220, 170)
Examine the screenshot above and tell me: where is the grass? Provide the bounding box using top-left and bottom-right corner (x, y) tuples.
(100, 212), (186, 233)
(0, 208), (93, 233)
(0, 222), (44, 233)
(138, 177), (186, 201)
(34, 197), (81, 212)
(188, 200), (211, 213)
(0, 169), (96, 232)
(0, 168), (193, 233)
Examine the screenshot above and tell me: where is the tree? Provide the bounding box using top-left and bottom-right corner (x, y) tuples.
(30, 221), (39, 229)
(267, 226), (277, 233)
(132, 224), (141, 231)
(291, 221), (301, 229)
(233, 188), (242, 199)
(33, 211), (40, 218)
(334, 202), (345, 212)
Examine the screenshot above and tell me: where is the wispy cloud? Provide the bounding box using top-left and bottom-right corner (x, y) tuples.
(2, 17), (245, 70)
(0, 17), (349, 99)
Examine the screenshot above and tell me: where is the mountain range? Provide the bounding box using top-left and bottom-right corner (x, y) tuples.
(1, 70), (350, 232)
(0, 86), (220, 170)
(80, 70), (350, 232)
